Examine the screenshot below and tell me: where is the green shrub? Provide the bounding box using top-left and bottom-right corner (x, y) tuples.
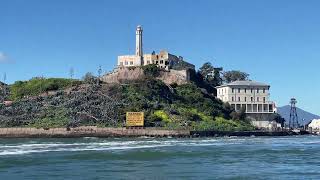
(28, 107), (70, 129)
(153, 110), (171, 123)
(192, 116), (254, 131)
(142, 64), (160, 77)
(10, 78), (81, 100)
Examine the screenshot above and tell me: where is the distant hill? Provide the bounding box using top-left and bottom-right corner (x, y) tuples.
(277, 105), (320, 125)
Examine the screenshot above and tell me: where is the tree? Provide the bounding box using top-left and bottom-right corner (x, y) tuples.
(69, 67), (74, 79)
(199, 62), (215, 81)
(222, 70), (249, 83)
(98, 65), (102, 78)
(230, 107), (246, 121)
(83, 72), (98, 84)
(142, 64), (160, 78)
(198, 62), (223, 87)
(97, 65), (102, 85)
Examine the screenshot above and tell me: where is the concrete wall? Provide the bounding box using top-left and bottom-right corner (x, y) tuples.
(0, 127), (304, 138)
(0, 127), (190, 138)
(118, 55), (142, 67)
(247, 113), (281, 130)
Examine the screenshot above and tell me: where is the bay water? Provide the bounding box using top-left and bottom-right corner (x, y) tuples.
(0, 136), (319, 179)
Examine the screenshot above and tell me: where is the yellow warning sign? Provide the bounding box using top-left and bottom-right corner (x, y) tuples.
(126, 112), (144, 127)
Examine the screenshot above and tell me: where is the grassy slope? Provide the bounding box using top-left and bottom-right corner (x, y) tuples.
(0, 74), (254, 131)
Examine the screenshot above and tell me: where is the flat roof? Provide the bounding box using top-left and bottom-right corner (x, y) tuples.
(216, 80), (270, 88)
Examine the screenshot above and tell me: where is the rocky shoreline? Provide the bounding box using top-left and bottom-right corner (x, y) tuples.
(0, 126), (310, 138)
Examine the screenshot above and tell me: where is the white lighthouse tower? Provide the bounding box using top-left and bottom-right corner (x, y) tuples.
(135, 25), (143, 57)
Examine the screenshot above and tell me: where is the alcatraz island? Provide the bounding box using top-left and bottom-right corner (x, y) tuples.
(0, 25), (307, 137)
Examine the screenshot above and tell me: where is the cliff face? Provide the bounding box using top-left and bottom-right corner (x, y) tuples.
(101, 67), (144, 84)
(101, 67), (191, 85)
(157, 69), (190, 85)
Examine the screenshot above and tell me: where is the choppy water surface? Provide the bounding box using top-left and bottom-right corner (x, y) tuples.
(0, 136), (320, 179)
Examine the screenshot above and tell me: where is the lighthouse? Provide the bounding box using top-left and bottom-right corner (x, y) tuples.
(135, 25), (143, 57)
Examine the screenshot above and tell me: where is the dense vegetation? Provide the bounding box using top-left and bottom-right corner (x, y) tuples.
(120, 78), (254, 130)
(9, 77), (82, 100)
(0, 63), (257, 131)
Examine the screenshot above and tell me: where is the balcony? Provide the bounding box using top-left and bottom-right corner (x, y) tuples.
(230, 103), (275, 114)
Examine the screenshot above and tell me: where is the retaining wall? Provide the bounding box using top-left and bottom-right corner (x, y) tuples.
(0, 127), (190, 138)
(0, 127), (309, 138)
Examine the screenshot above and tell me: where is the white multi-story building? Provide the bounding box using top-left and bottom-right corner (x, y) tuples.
(216, 81), (276, 114)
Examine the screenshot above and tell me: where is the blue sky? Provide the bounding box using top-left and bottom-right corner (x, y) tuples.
(1, 0), (320, 114)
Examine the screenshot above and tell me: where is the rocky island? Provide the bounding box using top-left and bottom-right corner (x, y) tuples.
(0, 25), (287, 137)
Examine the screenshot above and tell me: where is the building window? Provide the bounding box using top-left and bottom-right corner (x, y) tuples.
(165, 61), (169, 65)
(147, 60), (150, 64)
(263, 88), (265, 93)
(257, 97), (259, 102)
(156, 61), (159, 64)
(232, 88), (234, 93)
(120, 62), (123, 66)
(125, 61), (128, 65)
(251, 97), (253, 102)
(232, 97), (234, 101)
(238, 97), (240, 102)
(238, 88), (240, 93)
(263, 97), (266, 103)
(245, 97), (247, 102)
(130, 61), (133, 65)
(160, 60), (164, 64)
(251, 89), (253, 93)
(257, 88), (259, 93)
(245, 88), (247, 93)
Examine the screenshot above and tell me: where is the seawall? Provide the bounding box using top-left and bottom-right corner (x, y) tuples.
(190, 130), (310, 137)
(0, 127), (190, 138)
(0, 127), (310, 138)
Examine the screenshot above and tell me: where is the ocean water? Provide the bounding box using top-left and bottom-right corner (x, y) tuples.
(0, 136), (319, 180)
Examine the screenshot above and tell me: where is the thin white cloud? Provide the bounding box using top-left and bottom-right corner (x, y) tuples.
(0, 51), (14, 64)
(0, 52), (11, 63)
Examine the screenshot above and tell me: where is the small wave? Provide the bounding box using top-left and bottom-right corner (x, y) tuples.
(0, 138), (252, 156)
(83, 137), (99, 139)
(0, 144), (171, 156)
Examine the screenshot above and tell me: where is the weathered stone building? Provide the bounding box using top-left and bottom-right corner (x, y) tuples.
(117, 25), (195, 71)
(102, 25), (195, 85)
